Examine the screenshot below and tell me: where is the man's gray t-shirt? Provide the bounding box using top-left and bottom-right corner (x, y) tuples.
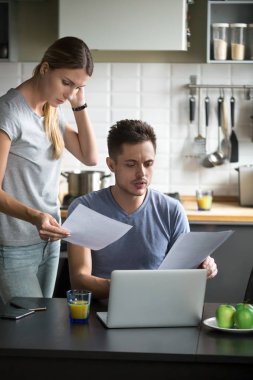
(68, 187), (190, 278)
(0, 88), (65, 246)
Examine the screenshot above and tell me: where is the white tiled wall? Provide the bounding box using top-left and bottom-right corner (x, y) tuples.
(1, 61), (253, 197)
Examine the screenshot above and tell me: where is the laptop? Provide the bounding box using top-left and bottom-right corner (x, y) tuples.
(96, 269), (207, 328)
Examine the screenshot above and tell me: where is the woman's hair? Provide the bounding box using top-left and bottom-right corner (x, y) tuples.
(33, 36), (94, 160)
(107, 119), (157, 160)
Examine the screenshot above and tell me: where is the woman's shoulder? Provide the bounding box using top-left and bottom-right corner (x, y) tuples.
(0, 89), (22, 114)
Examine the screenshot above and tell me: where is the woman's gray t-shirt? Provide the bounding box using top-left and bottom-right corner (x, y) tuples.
(0, 88), (65, 246)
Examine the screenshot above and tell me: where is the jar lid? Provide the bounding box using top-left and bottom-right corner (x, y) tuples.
(212, 23), (229, 27)
(230, 23), (247, 28)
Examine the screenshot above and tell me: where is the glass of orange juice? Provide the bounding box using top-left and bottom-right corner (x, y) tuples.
(196, 189), (213, 211)
(66, 290), (92, 324)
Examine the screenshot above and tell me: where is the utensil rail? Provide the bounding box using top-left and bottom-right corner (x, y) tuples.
(188, 83), (253, 99)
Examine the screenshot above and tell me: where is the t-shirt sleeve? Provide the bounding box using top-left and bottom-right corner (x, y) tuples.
(67, 196), (90, 217)
(0, 103), (20, 141)
(168, 200), (190, 250)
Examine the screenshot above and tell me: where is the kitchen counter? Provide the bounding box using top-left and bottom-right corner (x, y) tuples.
(0, 299), (253, 380)
(182, 196), (253, 224)
(61, 196), (253, 224)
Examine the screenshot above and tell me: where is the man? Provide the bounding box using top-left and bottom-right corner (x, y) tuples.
(67, 119), (218, 299)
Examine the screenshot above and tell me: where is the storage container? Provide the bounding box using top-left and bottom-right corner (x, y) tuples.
(230, 23), (247, 60)
(212, 23), (229, 60)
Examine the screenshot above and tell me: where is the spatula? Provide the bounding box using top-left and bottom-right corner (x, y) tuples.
(229, 96), (239, 162)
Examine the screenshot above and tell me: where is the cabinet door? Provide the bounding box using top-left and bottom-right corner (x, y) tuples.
(59, 0), (187, 51)
(190, 223), (253, 303)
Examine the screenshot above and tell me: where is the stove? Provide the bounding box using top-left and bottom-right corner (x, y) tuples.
(61, 193), (79, 209)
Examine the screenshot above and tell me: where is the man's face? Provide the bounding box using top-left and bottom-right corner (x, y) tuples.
(107, 141), (155, 197)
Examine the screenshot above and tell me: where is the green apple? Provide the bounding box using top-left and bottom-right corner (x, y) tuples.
(215, 304), (236, 328)
(234, 304), (253, 329)
(235, 303), (253, 312)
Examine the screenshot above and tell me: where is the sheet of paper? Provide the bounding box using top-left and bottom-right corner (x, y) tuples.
(62, 204), (133, 250)
(158, 230), (234, 270)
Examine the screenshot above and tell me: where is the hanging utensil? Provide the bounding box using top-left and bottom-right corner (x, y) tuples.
(221, 94), (231, 161)
(184, 95), (196, 158)
(193, 88), (206, 157)
(202, 95), (226, 167)
(229, 94), (239, 162)
(204, 93), (210, 151)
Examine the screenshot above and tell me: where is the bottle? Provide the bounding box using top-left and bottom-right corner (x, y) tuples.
(212, 23), (229, 60)
(230, 23), (247, 60)
(249, 24), (253, 60)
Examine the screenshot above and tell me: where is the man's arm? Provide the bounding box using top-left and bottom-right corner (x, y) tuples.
(67, 242), (111, 299)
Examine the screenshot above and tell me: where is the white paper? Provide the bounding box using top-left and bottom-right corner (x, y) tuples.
(159, 230), (234, 270)
(62, 204), (133, 250)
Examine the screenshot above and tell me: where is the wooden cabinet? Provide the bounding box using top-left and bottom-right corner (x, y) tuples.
(207, 0), (253, 63)
(59, 0), (188, 51)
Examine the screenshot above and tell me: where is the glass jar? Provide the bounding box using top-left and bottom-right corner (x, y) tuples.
(212, 23), (229, 60)
(230, 23), (247, 60)
(249, 24), (253, 60)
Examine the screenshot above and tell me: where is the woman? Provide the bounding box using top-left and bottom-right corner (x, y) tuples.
(0, 36), (98, 303)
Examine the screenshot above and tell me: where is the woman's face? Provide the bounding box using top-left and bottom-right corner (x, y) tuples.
(40, 63), (90, 107)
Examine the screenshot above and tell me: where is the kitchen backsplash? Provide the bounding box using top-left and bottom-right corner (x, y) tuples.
(1, 61), (252, 197)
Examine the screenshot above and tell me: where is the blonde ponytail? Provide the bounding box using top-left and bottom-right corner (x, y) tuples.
(43, 103), (64, 160)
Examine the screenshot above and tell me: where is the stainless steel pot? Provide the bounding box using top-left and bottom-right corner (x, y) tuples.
(61, 171), (111, 196)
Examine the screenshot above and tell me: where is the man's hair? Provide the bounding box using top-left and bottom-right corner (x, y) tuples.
(107, 119), (157, 159)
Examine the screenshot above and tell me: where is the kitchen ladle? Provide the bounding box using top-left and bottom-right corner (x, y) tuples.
(220, 96), (231, 160)
(202, 96), (226, 168)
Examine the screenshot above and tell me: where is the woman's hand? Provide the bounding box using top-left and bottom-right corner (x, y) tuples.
(199, 256), (218, 280)
(35, 212), (70, 241)
(69, 87), (86, 110)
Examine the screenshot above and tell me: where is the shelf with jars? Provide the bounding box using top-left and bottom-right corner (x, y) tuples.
(207, 1), (253, 63)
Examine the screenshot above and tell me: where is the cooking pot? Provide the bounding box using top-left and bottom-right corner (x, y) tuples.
(235, 165), (253, 206)
(61, 170), (111, 196)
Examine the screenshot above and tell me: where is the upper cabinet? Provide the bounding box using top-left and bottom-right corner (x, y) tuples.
(59, 0), (189, 51)
(207, 0), (253, 63)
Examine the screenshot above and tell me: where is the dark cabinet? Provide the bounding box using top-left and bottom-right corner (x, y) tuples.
(190, 223), (253, 303)
(0, 1), (9, 59)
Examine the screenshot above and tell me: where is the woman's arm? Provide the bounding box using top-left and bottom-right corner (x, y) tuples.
(67, 242), (110, 299)
(0, 130), (70, 241)
(64, 87), (98, 166)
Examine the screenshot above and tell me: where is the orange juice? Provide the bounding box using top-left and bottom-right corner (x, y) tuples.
(197, 195), (212, 210)
(69, 301), (89, 319)
(66, 290), (91, 324)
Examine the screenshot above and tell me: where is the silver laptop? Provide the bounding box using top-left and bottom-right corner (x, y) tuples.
(96, 269), (207, 328)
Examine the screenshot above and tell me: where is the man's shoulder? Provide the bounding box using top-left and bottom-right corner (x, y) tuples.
(149, 188), (180, 207)
(67, 187), (110, 214)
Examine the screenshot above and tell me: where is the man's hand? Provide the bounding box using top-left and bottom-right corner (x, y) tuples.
(199, 256), (218, 280)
